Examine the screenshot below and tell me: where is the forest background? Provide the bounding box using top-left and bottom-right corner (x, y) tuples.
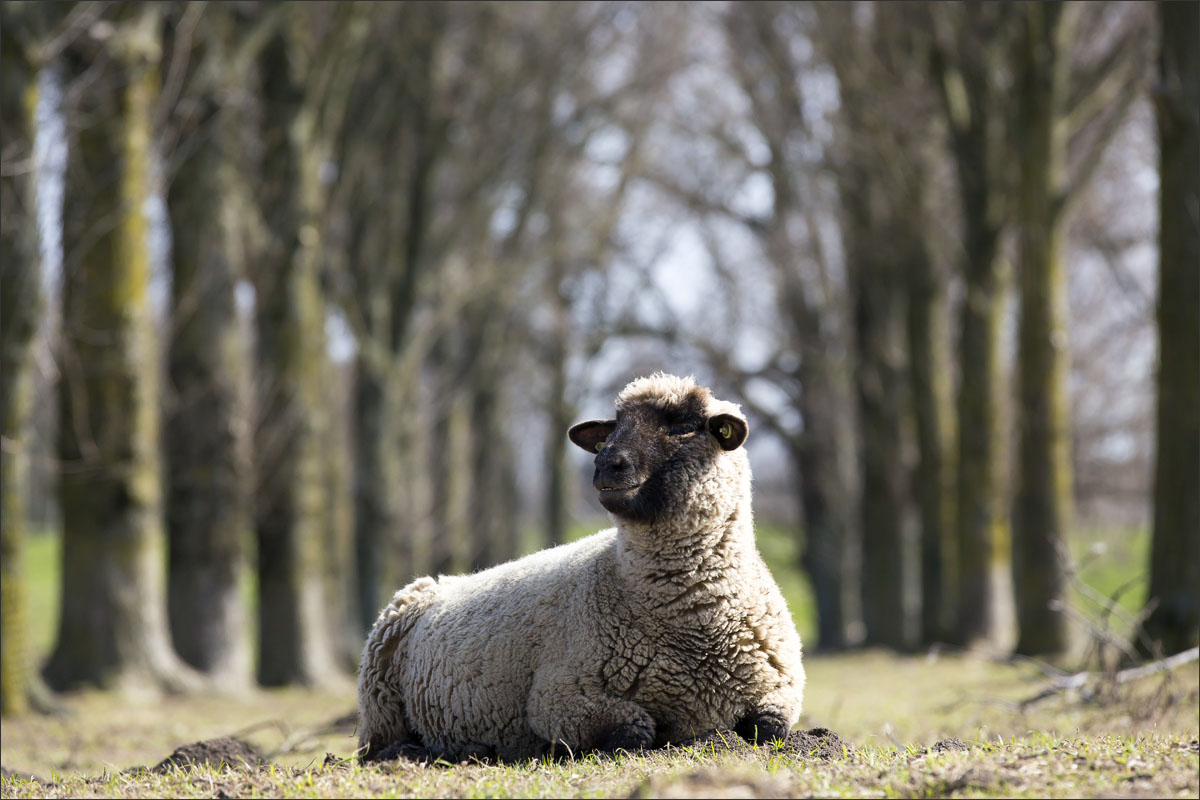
(1, 1), (1197, 796)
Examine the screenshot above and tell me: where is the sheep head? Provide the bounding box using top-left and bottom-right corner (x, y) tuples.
(568, 373), (748, 523)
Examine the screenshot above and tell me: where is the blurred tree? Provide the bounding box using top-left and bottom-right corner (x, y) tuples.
(904, 171), (956, 645)
(250, 6), (360, 686)
(324, 1), (447, 630)
(1144, 0), (1199, 656)
(160, 1), (253, 686)
(928, 2), (1017, 648)
(666, 1), (862, 650)
(0, 1), (62, 716)
(1011, 1), (1152, 657)
(819, 1), (925, 651)
(43, 3), (201, 693)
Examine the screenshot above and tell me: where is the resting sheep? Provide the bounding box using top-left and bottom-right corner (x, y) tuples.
(357, 372), (805, 761)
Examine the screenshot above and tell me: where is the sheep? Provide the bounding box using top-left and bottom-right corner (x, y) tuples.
(357, 372), (805, 762)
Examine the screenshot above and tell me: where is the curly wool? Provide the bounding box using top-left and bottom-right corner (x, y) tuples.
(357, 375), (805, 761)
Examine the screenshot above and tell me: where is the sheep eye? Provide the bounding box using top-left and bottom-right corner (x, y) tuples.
(594, 440), (606, 452)
(718, 422), (733, 440)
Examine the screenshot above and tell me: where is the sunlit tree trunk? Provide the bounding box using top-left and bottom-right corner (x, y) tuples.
(930, 4), (1014, 647)
(952, 225), (1008, 648)
(0, 23), (44, 716)
(1012, 1), (1073, 657)
(45, 5), (201, 694)
(1144, 0), (1200, 656)
(253, 31), (339, 687)
(163, 7), (253, 685)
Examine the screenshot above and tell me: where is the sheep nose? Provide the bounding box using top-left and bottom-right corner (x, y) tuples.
(593, 447), (634, 491)
(595, 447), (629, 473)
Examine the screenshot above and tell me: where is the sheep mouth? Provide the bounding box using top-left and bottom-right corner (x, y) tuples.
(598, 482), (642, 494)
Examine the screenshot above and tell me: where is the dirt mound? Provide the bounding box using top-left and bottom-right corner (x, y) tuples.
(779, 727), (854, 760)
(150, 738), (264, 773)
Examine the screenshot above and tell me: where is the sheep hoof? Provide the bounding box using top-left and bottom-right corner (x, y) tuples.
(594, 721), (654, 753)
(735, 710), (790, 745)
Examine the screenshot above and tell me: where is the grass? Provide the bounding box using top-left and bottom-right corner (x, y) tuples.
(8, 521), (1194, 798)
(2, 735), (1196, 800)
(2, 648), (1196, 798)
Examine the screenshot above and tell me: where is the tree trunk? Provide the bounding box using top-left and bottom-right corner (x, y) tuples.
(793, 360), (859, 651)
(352, 357), (398, 631)
(1144, 0), (1200, 656)
(929, 2), (1015, 650)
(427, 378), (459, 576)
(45, 6), (201, 693)
(469, 377), (502, 570)
(848, 207), (912, 651)
(952, 238), (1008, 648)
(252, 32), (339, 687)
(543, 289), (573, 548)
(0, 30), (44, 716)
(906, 238), (955, 645)
(1012, 1), (1073, 657)
(163, 12), (253, 684)
(322, 359), (357, 667)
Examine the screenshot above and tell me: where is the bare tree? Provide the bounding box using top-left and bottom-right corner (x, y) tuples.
(250, 5), (363, 687)
(0, 1), (65, 715)
(1010, 1), (1152, 656)
(656, 1), (862, 649)
(928, 2), (1019, 648)
(160, 1), (255, 686)
(43, 3), (201, 694)
(1144, 0), (1199, 656)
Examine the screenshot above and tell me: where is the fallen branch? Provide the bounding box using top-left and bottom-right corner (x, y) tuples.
(1017, 646), (1200, 710)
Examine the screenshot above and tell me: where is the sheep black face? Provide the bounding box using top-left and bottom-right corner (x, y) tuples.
(568, 395), (748, 523)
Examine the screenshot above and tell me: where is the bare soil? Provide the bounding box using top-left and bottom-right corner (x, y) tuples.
(132, 738), (264, 774)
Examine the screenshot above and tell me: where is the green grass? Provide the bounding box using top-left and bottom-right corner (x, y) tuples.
(3, 735), (1196, 800)
(27, 529), (60, 661)
(2, 649), (1196, 798)
(9, 521), (1190, 798)
(1069, 525), (1151, 617)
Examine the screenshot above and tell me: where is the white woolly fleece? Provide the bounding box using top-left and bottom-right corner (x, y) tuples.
(357, 374), (805, 761)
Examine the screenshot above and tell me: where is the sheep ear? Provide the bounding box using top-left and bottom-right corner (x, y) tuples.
(708, 414), (748, 451)
(569, 420), (616, 453)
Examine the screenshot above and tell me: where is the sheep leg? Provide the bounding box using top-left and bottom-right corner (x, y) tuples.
(356, 577), (438, 760)
(734, 708), (791, 744)
(527, 673), (655, 755)
(734, 686), (800, 744)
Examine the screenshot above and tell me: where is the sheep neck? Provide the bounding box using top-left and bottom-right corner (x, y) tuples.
(614, 498), (758, 612)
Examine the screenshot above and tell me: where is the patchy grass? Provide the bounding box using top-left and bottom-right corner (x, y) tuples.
(10, 522), (1190, 797)
(2, 727), (1196, 799)
(2, 649), (1195, 798)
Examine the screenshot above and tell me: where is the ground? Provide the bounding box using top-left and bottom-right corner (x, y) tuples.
(1, 648), (1196, 798)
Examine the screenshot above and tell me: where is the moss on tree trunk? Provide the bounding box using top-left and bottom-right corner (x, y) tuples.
(45, 5), (200, 694)
(1012, 1), (1073, 657)
(1145, 0), (1200, 656)
(0, 26), (42, 717)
